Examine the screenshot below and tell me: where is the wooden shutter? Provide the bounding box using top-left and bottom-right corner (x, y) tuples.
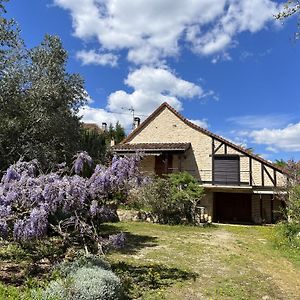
(214, 155), (240, 184)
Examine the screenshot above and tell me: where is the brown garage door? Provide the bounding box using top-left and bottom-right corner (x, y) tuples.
(214, 193), (252, 223)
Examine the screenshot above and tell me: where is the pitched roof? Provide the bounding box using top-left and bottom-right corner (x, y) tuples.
(114, 142), (191, 152)
(122, 102), (286, 174)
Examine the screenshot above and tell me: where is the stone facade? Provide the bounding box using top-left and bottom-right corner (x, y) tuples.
(129, 106), (286, 188)
(120, 103), (287, 224)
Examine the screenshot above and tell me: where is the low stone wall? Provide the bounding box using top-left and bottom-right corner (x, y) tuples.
(117, 209), (155, 222)
(117, 208), (209, 224)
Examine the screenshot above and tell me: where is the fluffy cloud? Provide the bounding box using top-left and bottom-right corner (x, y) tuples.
(107, 66), (204, 115)
(226, 114), (300, 153)
(189, 119), (209, 129)
(250, 123), (300, 152)
(79, 66), (208, 131)
(76, 49), (118, 66)
(79, 105), (133, 129)
(54, 0), (280, 64)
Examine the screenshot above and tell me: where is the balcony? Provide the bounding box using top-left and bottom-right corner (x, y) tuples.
(198, 169), (253, 186)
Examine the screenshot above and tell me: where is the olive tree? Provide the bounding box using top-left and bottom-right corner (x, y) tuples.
(0, 1), (87, 171)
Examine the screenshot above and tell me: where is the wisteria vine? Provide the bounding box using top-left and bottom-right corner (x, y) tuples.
(0, 152), (142, 252)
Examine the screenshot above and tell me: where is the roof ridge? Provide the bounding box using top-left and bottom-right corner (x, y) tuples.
(121, 102), (286, 174)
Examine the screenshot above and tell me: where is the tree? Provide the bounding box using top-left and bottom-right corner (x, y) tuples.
(275, 1), (300, 39)
(274, 159), (287, 168)
(114, 122), (126, 144)
(106, 122), (126, 145)
(279, 160), (300, 223)
(275, 160), (300, 247)
(80, 127), (107, 165)
(0, 2), (87, 171)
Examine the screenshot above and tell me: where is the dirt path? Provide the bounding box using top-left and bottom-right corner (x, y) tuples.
(223, 226), (300, 300)
(108, 222), (300, 300)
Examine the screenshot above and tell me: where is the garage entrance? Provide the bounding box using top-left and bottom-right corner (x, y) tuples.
(214, 192), (252, 223)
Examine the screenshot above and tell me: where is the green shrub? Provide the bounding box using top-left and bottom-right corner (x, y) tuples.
(40, 267), (123, 300)
(275, 222), (300, 246)
(72, 267), (123, 300)
(137, 172), (204, 224)
(38, 279), (68, 300)
(140, 177), (180, 224)
(287, 184), (300, 223)
(37, 254), (123, 300)
(58, 253), (111, 276)
(168, 172), (205, 223)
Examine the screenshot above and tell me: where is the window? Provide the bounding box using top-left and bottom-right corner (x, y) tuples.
(213, 155), (240, 185)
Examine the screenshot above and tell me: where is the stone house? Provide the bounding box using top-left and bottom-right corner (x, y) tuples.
(113, 102), (287, 224)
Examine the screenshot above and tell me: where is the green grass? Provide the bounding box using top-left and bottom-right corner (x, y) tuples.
(106, 222), (300, 299)
(1, 222), (300, 299)
(0, 237), (67, 300)
(0, 283), (34, 300)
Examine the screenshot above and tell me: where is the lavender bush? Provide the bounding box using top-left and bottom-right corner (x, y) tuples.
(0, 152), (141, 252)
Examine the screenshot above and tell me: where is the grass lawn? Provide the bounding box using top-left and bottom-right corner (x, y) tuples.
(1, 221), (300, 299)
(106, 222), (300, 300)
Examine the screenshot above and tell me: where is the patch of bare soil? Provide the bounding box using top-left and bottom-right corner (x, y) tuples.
(0, 258), (52, 286)
(203, 229), (237, 250)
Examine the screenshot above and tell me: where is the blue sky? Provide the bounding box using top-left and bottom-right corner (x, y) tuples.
(6, 0), (300, 161)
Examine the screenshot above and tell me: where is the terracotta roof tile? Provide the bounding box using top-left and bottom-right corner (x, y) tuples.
(114, 142), (191, 152)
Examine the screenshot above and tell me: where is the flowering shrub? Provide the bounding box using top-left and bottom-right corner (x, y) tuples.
(0, 152), (141, 252)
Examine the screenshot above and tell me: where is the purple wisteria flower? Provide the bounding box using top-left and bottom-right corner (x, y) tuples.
(73, 151), (93, 175)
(13, 206), (48, 242)
(0, 153), (142, 250)
(109, 232), (126, 249)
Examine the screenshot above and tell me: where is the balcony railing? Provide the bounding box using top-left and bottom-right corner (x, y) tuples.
(198, 170), (253, 186)
(161, 168), (256, 187)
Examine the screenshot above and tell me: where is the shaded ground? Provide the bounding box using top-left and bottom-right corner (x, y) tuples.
(107, 222), (300, 300)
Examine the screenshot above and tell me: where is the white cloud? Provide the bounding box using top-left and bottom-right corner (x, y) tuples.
(79, 105), (133, 130)
(189, 119), (209, 129)
(79, 67), (207, 131)
(250, 123), (300, 152)
(266, 146), (278, 153)
(239, 48), (272, 61)
(54, 0), (280, 64)
(211, 52), (232, 64)
(107, 66), (205, 115)
(84, 90), (94, 104)
(227, 114), (293, 129)
(76, 49), (118, 66)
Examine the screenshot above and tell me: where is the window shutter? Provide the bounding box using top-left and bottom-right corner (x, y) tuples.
(214, 155), (240, 184)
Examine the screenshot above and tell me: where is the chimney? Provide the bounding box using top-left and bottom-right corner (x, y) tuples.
(133, 117), (140, 129)
(102, 122), (107, 132)
(110, 139), (115, 147)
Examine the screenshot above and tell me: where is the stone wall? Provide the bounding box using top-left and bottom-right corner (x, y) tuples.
(251, 194), (283, 224)
(128, 106), (286, 188)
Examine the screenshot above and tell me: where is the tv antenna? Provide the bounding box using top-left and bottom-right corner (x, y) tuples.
(121, 106), (135, 129)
